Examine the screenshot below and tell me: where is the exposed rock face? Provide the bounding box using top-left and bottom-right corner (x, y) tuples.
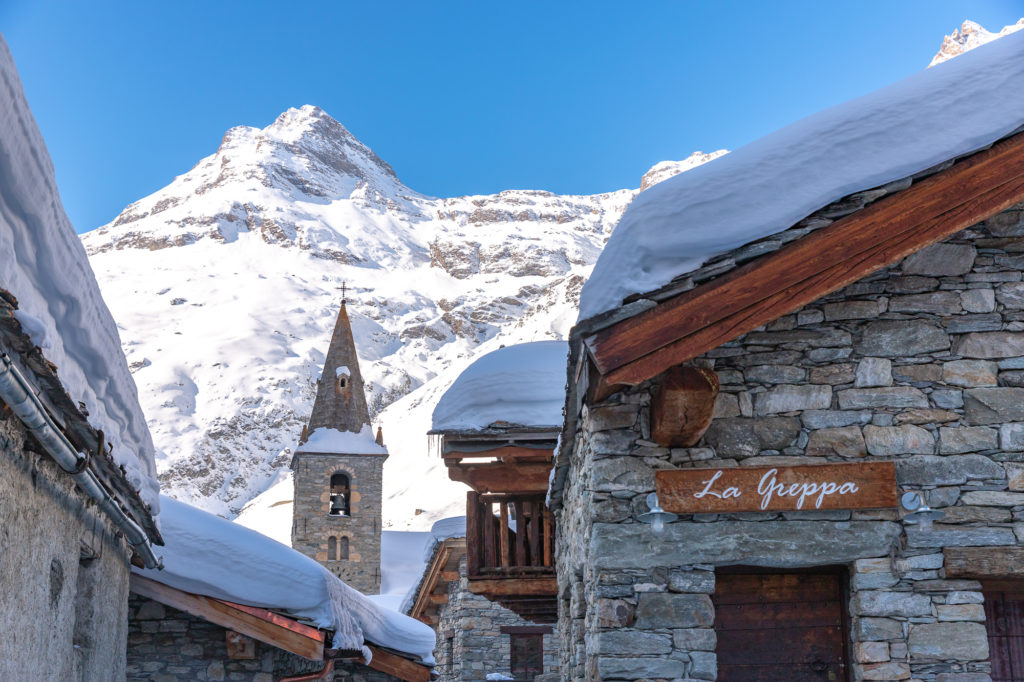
(81, 105), (723, 521)
(929, 19), (1024, 67)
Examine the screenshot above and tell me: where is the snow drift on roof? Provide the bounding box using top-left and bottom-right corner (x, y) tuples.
(0, 35), (159, 512)
(298, 424), (387, 455)
(579, 29), (1024, 322)
(140, 496), (436, 662)
(399, 516), (467, 614)
(431, 341), (567, 431)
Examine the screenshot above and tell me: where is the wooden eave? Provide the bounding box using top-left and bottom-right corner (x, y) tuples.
(409, 537), (466, 625)
(130, 575), (431, 682)
(584, 131), (1024, 389)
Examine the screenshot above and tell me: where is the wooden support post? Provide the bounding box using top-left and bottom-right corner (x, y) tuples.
(542, 506), (553, 568)
(499, 501), (510, 569)
(482, 498), (497, 570)
(466, 491), (481, 577)
(514, 500), (527, 567)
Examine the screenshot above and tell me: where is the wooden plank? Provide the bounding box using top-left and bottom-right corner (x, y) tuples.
(440, 570), (460, 582)
(514, 500), (527, 567)
(365, 645), (432, 682)
(542, 507), (553, 568)
(586, 132), (1024, 386)
(715, 625), (844, 662)
(427, 593), (449, 606)
(715, 600), (843, 630)
(499, 502), (510, 569)
(945, 547), (1024, 578)
(527, 500), (540, 566)
(442, 445), (555, 462)
(499, 625), (555, 635)
(466, 576), (558, 597)
(656, 461), (897, 514)
(712, 573), (841, 605)
(718, 663), (845, 682)
(482, 498), (497, 570)
(445, 460), (553, 493)
(130, 574), (324, 660)
(466, 491), (481, 576)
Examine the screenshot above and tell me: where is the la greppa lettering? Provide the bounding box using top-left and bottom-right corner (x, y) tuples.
(654, 461), (898, 514)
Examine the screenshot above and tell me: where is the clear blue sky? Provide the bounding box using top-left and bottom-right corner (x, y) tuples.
(3, 1), (1023, 233)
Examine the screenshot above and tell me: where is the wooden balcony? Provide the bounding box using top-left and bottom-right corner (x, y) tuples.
(465, 491), (557, 622)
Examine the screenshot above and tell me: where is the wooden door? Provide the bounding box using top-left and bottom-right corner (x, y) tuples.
(714, 571), (849, 681)
(984, 585), (1024, 682)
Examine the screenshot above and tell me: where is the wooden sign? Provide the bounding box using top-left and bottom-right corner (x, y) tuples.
(655, 461), (897, 513)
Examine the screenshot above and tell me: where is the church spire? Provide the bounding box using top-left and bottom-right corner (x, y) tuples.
(306, 291), (370, 436)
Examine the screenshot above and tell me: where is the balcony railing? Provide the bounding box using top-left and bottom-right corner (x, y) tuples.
(466, 492), (554, 577)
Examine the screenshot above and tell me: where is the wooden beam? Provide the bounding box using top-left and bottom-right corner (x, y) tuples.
(442, 445), (555, 462)
(586, 132), (1024, 387)
(446, 460), (552, 493)
(467, 576), (558, 597)
(428, 593), (449, 606)
(439, 570), (460, 582)
(130, 574), (324, 660)
(944, 547), (1024, 578)
(408, 538), (466, 621)
(365, 645), (432, 682)
(650, 366), (719, 447)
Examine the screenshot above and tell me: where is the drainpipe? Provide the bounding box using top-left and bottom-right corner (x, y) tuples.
(278, 659), (335, 681)
(0, 352), (160, 569)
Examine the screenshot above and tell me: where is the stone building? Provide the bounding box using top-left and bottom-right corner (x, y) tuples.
(0, 34), (162, 681)
(422, 342), (566, 681)
(292, 296), (388, 594)
(549, 34), (1024, 682)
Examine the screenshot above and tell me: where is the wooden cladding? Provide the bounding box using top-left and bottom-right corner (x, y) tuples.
(466, 492), (554, 578)
(655, 461), (897, 514)
(585, 132), (1024, 387)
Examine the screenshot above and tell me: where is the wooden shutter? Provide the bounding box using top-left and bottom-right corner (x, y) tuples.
(984, 583), (1024, 682)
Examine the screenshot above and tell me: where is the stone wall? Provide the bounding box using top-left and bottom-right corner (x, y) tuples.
(127, 594), (397, 681)
(0, 409), (134, 681)
(435, 559), (560, 681)
(292, 452), (386, 594)
(556, 207), (1024, 681)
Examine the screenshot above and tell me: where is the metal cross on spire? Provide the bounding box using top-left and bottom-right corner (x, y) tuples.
(341, 281), (347, 304)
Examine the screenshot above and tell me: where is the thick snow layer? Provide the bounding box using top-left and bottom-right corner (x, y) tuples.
(0, 36), (160, 513)
(299, 425), (387, 455)
(579, 30), (1024, 321)
(142, 496), (436, 662)
(431, 341), (567, 431)
(398, 516), (467, 614)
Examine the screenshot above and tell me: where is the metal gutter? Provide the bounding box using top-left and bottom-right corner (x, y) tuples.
(0, 351), (160, 569)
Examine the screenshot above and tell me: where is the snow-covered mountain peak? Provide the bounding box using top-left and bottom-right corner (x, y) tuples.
(640, 150), (729, 191)
(929, 18), (1024, 67)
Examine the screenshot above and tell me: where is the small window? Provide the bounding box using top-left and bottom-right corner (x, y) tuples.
(339, 536), (349, 561)
(507, 631), (544, 681)
(329, 473), (350, 516)
(328, 536), (337, 561)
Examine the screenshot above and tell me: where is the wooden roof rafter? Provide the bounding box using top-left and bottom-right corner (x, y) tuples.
(584, 130), (1024, 389)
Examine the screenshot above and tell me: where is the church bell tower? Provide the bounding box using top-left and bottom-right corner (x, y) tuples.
(291, 288), (387, 594)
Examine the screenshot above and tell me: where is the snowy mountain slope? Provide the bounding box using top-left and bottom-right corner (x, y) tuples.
(929, 18), (1024, 66)
(84, 104), (720, 525)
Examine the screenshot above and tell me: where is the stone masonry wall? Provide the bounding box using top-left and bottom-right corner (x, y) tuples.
(127, 594), (398, 681)
(292, 452), (385, 594)
(435, 558), (559, 681)
(556, 205), (1024, 681)
(0, 409), (134, 681)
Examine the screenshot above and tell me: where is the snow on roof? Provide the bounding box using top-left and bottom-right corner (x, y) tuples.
(140, 495), (436, 663)
(399, 516), (467, 614)
(431, 341), (567, 432)
(0, 36), (159, 513)
(298, 425), (387, 455)
(579, 29), (1024, 322)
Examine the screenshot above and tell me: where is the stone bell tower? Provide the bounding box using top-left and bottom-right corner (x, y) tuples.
(291, 287), (387, 594)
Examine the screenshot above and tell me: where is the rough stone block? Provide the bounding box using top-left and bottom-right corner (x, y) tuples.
(854, 617), (903, 641)
(857, 661), (911, 680)
(934, 674), (993, 682)
(864, 424), (934, 456)
(596, 630), (672, 655)
(959, 490), (1024, 506)
(588, 404), (640, 431)
(1000, 423), (1024, 452)
(673, 628), (716, 651)
(897, 455), (1004, 485)
(894, 408), (959, 425)
(944, 313), (1003, 333)
(1006, 462), (1024, 490)
(857, 320), (949, 357)
(908, 622), (988, 661)
(902, 243), (976, 276)
(958, 332), (1024, 359)
(961, 289), (996, 313)
(889, 292), (962, 314)
(754, 384), (832, 415)
(596, 598), (635, 628)
(938, 427), (998, 454)
(667, 570), (714, 594)
(689, 651), (717, 681)
(590, 458), (654, 493)
(856, 358), (893, 388)
(838, 387), (929, 410)
(932, 389), (965, 409)
(941, 506), (1011, 523)
(854, 641), (890, 663)
(824, 300), (886, 320)
(801, 410), (872, 429)
(596, 656), (685, 680)
(936, 604), (985, 621)
(713, 393), (741, 418)
(997, 282), (1024, 309)
(906, 526), (1017, 548)
(964, 388), (1024, 425)
(942, 360), (999, 387)
(703, 417), (801, 458)
(894, 553), (944, 571)
(852, 590), (933, 617)
(806, 426), (866, 458)
(634, 593), (713, 629)
(893, 363), (943, 383)
(808, 364), (856, 385)
(744, 365), (806, 384)
(927, 487), (961, 507)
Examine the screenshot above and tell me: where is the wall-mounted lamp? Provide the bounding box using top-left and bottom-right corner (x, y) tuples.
(639, 492), (678, 534)
(901, 491), (945, 531)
